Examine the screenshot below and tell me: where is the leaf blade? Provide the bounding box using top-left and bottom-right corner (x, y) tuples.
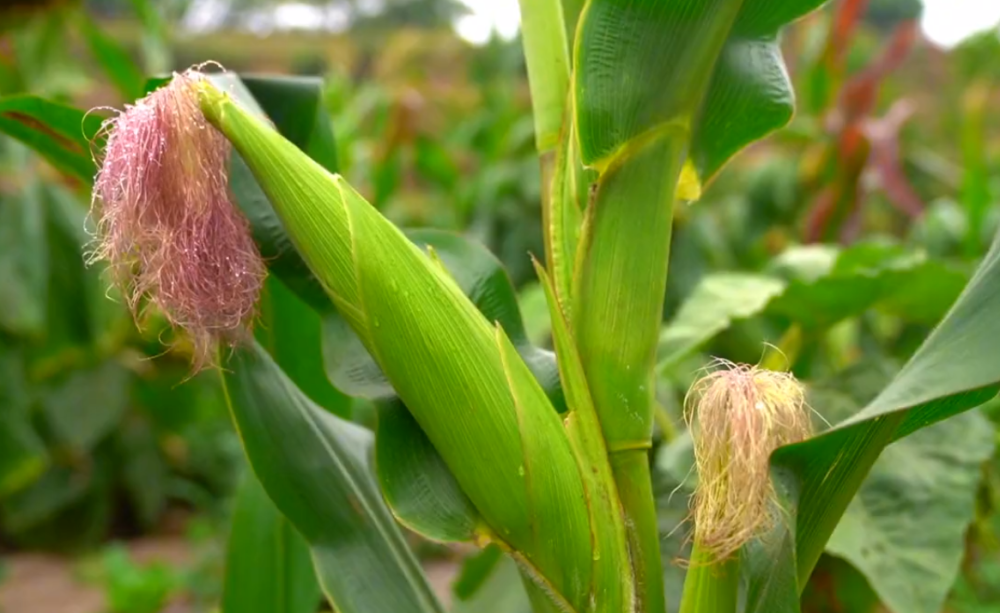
(222, 342), (445, 613)
(0, 95), (103, 181)
(744, 227), (1000, 612)
(222, 475), (321, 613)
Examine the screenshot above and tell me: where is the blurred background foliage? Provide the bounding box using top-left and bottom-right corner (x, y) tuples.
(1, 0), (1000, 611)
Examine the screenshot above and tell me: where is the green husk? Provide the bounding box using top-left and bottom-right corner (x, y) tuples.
(678, 545), (740, 613)
(534, 260), (634, 612)
(197, 81), (618, 612)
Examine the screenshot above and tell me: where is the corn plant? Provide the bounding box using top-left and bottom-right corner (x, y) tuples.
(6, 1), (1000, 612)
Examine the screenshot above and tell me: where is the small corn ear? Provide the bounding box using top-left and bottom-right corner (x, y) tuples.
(685, 361), (812, 562)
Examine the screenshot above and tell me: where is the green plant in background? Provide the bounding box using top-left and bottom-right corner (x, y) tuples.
(0, 0), (242, 556)
(94, 545), (178, 613)
(4, 1), (1000, 613)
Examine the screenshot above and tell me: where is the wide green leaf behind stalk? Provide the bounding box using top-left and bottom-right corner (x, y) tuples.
(256, 271), (350, 417)
(222, 343), (444, 613)
(745, 227), (1000, 612)
(225, 274), (349, 612)
(452, 551), (533, 613)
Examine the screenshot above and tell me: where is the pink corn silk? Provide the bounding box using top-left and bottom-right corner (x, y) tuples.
(91, 72), (265, 367)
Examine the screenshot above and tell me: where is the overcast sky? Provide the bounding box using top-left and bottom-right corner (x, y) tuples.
(457, 0), (1000, 48)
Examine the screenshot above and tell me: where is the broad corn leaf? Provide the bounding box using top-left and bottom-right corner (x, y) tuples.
(222, 343), (444, 613)
(746, 227), (1000, 612)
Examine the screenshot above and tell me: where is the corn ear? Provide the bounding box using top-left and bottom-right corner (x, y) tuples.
(197, 83), (603, 611)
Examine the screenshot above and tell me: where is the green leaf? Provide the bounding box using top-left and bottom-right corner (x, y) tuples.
(518, 0), (570, 152)
(256, 274), (350, 417)
(744, 227), (1000, 612)
(656, 241), (969, 373)
(116, 419), (169, 528)
(221, 342), (444, 613)
(657, 273), (786, 373)
(1, 465), (90, 535)
(451, 552), (533, 613)
(43, 182), (127, 348)
(375, 399), (482, 542)
(222, 475), (321, 613)
(0, 178), (48, 337)
(0, 351), (46, 496)
(1, 458), (113, 550)
(21, 182), (125, 368)
(127, 0), (170, 74)
(574, 0), (738, 166)
(40, 360), (129, 452)
(768, 242), (969, 329)
(811, 364), (995, 613)
(574, 0), (824, 182)
(230, 201), (348, 609)
(77, 12), (144, 101)
(241, 75), (339, 172)
(453, 544), (504, 601)
(692, 0), (830, 181)
(0, 95), (104, 181)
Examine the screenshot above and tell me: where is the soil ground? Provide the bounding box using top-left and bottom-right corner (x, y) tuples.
(0, 538), (458, 613)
